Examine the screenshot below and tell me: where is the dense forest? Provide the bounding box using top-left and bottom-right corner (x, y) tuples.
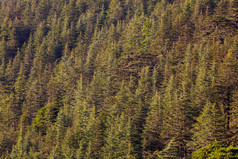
(0, 0), (237, 158)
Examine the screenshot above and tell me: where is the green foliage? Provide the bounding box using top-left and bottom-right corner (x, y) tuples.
(31, 103), (58, 135)
(31, 106), (48, 134)
(0, 0), (236, 157)
(192, 141), (238, 159)
(141, 18), (152, 49)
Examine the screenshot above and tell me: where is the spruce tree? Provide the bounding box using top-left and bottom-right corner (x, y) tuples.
(191, 101), (226, 149)
(157, 138), (181, 159)
(216, 37), (238, 131)
(143, 91), (163, 156)
(0, 38), (7, 62)
(103, 113), (134, 159)
(131, 66), (152, 158)
(229, 89), (238, 145)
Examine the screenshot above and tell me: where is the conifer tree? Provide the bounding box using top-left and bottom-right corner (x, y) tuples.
(162, 73), (194, 157)
(50, 110), (67, 159)
(216, 38), (238, 131)
(24, 79), (47, 120)
(0, 58), (5, 83)
(229, 89), (238, 145)
(120, 14), (144, 55)
(191, 44), (213, 113)
(35, 0), (51, 22)
(22, 0), (34, 29)
(131, 66), (152, 158)
(10, 125), (25, 158)
(0, 38), (7, 62)
(88, 68), (110, 110)
(157, 138), (181, 159)
(23, 34), (34, 77)
(0, 94), (16, 156)
(113, 82), (133, 116)
(103, 113), (134, 159)
(12, 63), (26, 127)
(33, 22), (46, 50)
(107, 0), (124, 25)
(29, 38), (48, 82)
(162, 75), (176, 138)
(91, 111), (107, 159)
(61, 128), (75, 158)
(0, 0), (236, 158)
(10, 118), (31, 159)
(5, 59), (15, 89)
(141, 18), (152, 50)
(143, 91), (163, 156)
(152, 66), (160, 94)
(191, 101), (226, 149)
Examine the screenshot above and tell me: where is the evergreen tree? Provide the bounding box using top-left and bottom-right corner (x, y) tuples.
(229, 89), (238, 145)
(216, 37), (238, 131)
(107, 0), (124, 25)
(131, 66), (152, 158)
(191, 101), (226, 149)
(50, 110), (67, 159)
(0, 0), (236, 158)
(113, 82), (133, 116)
(10, 119), (30, 159)
(103, 113), (134, 159)
(24, 79), (47, 120)
(157, 138), (181, 159)
(22, 34), (34, 77)
(11, 63), (27, 128)
(88, 68), (110, 110)
(0, 38), (7, 62)
(143, 91), (163, 156)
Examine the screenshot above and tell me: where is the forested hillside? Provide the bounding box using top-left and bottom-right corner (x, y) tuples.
(0, 0), (237, 158)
